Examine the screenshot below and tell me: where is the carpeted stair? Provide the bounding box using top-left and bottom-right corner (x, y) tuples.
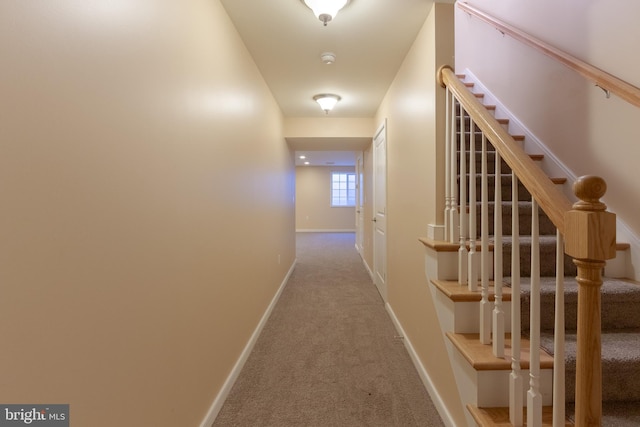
(457, 102), (640, 425)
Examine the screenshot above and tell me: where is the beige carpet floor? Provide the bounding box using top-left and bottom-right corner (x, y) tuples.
(213, 232), (444, 427)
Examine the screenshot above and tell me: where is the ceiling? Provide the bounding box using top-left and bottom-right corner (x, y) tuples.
(219, 0), (436, 164)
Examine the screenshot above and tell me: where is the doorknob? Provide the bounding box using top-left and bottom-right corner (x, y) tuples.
(372, 218), (377, 222)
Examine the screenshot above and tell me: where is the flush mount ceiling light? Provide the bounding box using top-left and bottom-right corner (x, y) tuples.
(302, 0), (350, 26)
(320, 52), (336, 64)
(313, 94), (341, 114)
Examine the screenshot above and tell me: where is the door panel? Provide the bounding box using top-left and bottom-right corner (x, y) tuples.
(356, 153), (364, 254)
(373, 121), (387, 301)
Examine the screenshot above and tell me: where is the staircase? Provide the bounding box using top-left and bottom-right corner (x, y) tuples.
(423, 70), (640, 426)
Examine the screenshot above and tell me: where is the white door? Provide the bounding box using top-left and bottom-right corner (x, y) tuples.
(373, 121), (387, 301)
(356, 153), (364, 255)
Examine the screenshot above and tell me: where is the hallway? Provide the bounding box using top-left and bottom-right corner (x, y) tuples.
(213, 233), (444, 426)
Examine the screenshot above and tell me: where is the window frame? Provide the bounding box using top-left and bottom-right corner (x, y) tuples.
(330, 171), (357, 208)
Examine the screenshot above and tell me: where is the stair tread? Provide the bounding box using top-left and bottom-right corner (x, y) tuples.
(461, 173), (566, 183)
(464, 152), (542, 160)
(419, 237), (495, 252)
(431, 279), (512, 302)
(511, 276), (640, 298)
(467, 404), (573, 426)
(601, 401), (640, 425)
(541, 329), (640, 364)
(446, 332), (554, 370)
(419, 237), (458, 252)
(498, 238), (630, 252)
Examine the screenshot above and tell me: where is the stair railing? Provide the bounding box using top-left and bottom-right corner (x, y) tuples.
(438, 65), (617, 426)
(457, 2), (640, 110)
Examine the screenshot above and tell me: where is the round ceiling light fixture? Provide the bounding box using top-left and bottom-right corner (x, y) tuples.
(302, 0), (350, 26)
(313, 94), (341, 114)
(320, 52), (336, 64)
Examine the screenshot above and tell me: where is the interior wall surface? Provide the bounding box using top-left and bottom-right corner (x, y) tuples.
(374, 3), (465, 425)
(296, 166), (356, 231)
(285, 117), (374, 138)
(455, 0), (640, 257)
(0, 1), (295, 426)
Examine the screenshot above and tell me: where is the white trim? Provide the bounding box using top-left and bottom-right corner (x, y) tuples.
(199, 260), (297, 427)
(385, 303), (457, 427)
(427, 224), (445, 241)
(330, 170), (357, 208)
(295, 229), (356, 233)
(614, 220), (640, 281)
(360, 253), (375, 282)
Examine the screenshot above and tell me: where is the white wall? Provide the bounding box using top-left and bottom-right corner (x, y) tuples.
(0, 1), (295, 426)
(296, 166), (356, 231)
(375, 4), (465, 425)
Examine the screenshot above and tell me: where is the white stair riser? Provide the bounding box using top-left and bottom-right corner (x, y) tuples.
(448, 346), (553, 426)
(432, 289), (512, 334)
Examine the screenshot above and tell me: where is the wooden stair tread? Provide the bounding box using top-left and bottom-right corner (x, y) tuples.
(419, 237), (459, 252)
(464, 152), (543, 161)
(467, 405), (573, 426)
(446, 332), (554, 370)
(459, 133), (524, 141)
(420, 238), (495, 252)
(431, 279), (512, 302)
(617, 242), (631, 251)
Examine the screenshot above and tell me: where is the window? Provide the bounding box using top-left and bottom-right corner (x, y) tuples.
(331, 172), (356, 207)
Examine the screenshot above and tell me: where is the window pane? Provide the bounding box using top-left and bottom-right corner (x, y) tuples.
(331, 172), (356, 207)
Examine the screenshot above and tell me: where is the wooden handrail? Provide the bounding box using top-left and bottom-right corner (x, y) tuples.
(438, 65), (573, 234)
(457, 2), (640, 109)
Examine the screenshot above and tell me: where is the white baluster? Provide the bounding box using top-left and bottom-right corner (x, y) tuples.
(493, 151), (505, 358)
(509, 173), (523, 426)
(450, 99), (459, 244)
(479, 135), (491, 345)
(468, 118), (478, 291)
(493, 152), (513, 357)
(527, 199), (542, 427)
(444, 90), (451, 240)
(553, 231), (565, 427)
(458, 103), (468, 285)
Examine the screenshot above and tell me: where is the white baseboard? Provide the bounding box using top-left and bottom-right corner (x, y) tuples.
(360, 253), (375, 282)
(199, 260), (297, 427)
(385, 303), (457, 427)
(296, 229), (356, 233)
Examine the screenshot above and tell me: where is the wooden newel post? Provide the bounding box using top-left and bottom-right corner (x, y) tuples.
(564, 175), (616, 427)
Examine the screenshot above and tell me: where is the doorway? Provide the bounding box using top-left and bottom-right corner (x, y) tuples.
(373, 120), (387, 302)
